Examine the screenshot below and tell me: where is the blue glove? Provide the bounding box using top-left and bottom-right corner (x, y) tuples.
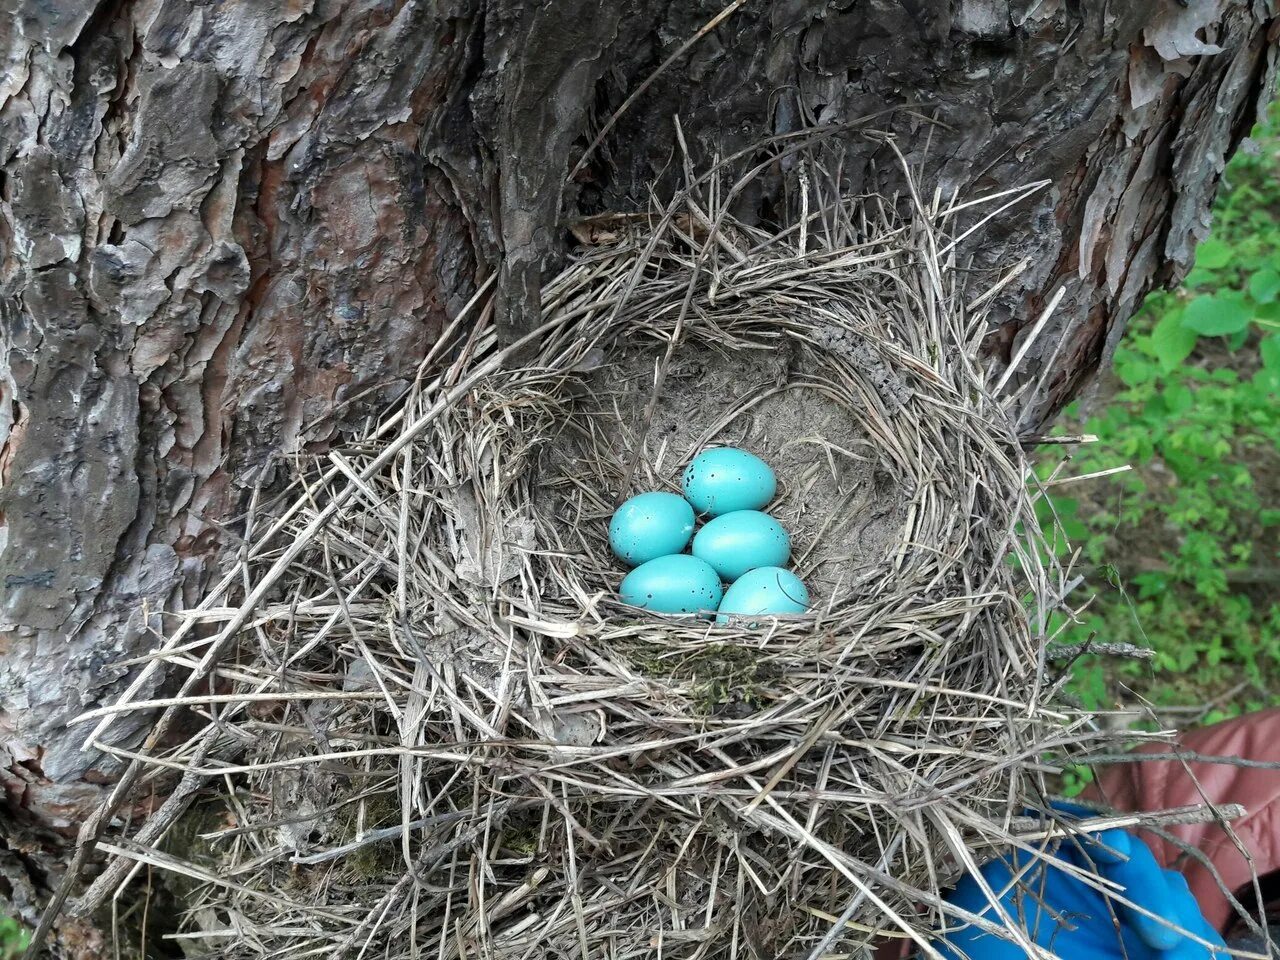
(935, 812), (1227, 960)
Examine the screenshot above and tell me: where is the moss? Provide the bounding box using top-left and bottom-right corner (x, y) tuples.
(336, 792), (401, 879)
(627, 641), (768, 715)
(86, 800), (229, 959)
(498, 821), (543, 857)
(347, 839), (398, 879)
(689, 644), (767, 713)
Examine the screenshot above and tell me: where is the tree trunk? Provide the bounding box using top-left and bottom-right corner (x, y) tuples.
(1, 0), (1275, 935)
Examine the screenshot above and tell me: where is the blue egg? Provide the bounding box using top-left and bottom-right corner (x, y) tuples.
(691, 510), (790, 581)
(609, 492), (695, 567)
(619, 555), (724, 615)
(716, 567), (809, 624)
(682, 448), (776, 517)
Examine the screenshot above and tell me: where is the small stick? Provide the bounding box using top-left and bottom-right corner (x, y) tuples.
(1080, 752), (1280, 771)
(995, 286), (1066, 395)
(1021, 434), (1099, 445)
(1042, 465), (1132, 487)
(1045, 640), (1155, 661)
(1006, 803), (1248, 838)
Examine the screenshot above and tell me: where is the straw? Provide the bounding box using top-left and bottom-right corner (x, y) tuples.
(64, 137), (1215, 960)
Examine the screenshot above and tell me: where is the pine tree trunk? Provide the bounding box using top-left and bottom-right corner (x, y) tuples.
(1, 0), (1275, 938)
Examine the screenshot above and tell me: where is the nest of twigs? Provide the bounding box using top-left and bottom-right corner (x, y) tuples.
(74, 147), (1136, 960)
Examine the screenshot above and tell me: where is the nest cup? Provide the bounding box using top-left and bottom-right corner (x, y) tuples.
(77, 154), (1100, 960)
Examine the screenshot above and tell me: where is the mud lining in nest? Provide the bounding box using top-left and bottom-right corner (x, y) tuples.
(71, 146), (1180, 960)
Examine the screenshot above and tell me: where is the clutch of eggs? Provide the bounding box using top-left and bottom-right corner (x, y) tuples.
(609, 447), (808, 622)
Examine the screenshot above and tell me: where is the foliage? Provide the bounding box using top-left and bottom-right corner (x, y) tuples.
(0, 917), (29, 960)
(1043, 103), (1280, 715)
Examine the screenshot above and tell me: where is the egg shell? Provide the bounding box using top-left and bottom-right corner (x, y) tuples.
(681, 448), (776, 517)
(609, 492), (696, 567)
(716, 567), (809, 624)
(691, 510), (790, 581)
(619, 555), (724, 615)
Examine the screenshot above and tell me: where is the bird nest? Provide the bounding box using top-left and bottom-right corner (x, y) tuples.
(75, 154), (1110, 959)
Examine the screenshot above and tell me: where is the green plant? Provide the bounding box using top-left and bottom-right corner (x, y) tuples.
(1043, 103), (1280, 713)
(0, 917), (29, 960)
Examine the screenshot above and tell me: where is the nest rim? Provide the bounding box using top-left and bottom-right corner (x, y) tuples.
(69, 147), (1129, 960)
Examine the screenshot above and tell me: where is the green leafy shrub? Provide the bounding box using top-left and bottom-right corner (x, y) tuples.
(1043, 104), (1280, 713)
(0, 917), (29, 960)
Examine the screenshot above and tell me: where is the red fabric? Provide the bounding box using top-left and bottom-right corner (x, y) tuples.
(1090, 709), (1280, 934)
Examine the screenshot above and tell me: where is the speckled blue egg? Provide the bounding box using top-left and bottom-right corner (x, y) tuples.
(619, 555), (724, 615)
(609, 492), (696, 567)
(691, 510), (790, 581)
(716, 566), (809, 624)
(681, 448), (776, 517)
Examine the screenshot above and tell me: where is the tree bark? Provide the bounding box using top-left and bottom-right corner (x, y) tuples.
(0, 0), (1275, 929)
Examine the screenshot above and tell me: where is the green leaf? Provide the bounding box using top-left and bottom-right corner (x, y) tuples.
(1250, 268), (1280, 303)
(1257, 337), (1280, 393)
(1263, 336), (1280, 372)
(1162, 382), (1193, 414)
(1151, 310), (1199, 370)
(1181, 294), (1252, 335)
(1194, 238), (1233, 269)
(1117, 355), (1154, 387)
(1183, 268), (1216, 289)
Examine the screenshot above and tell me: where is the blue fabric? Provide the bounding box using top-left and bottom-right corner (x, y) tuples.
(935, 810), (1228, 960)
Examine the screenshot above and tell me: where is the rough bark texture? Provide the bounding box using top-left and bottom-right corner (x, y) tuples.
(0, 0), (1275, 929)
